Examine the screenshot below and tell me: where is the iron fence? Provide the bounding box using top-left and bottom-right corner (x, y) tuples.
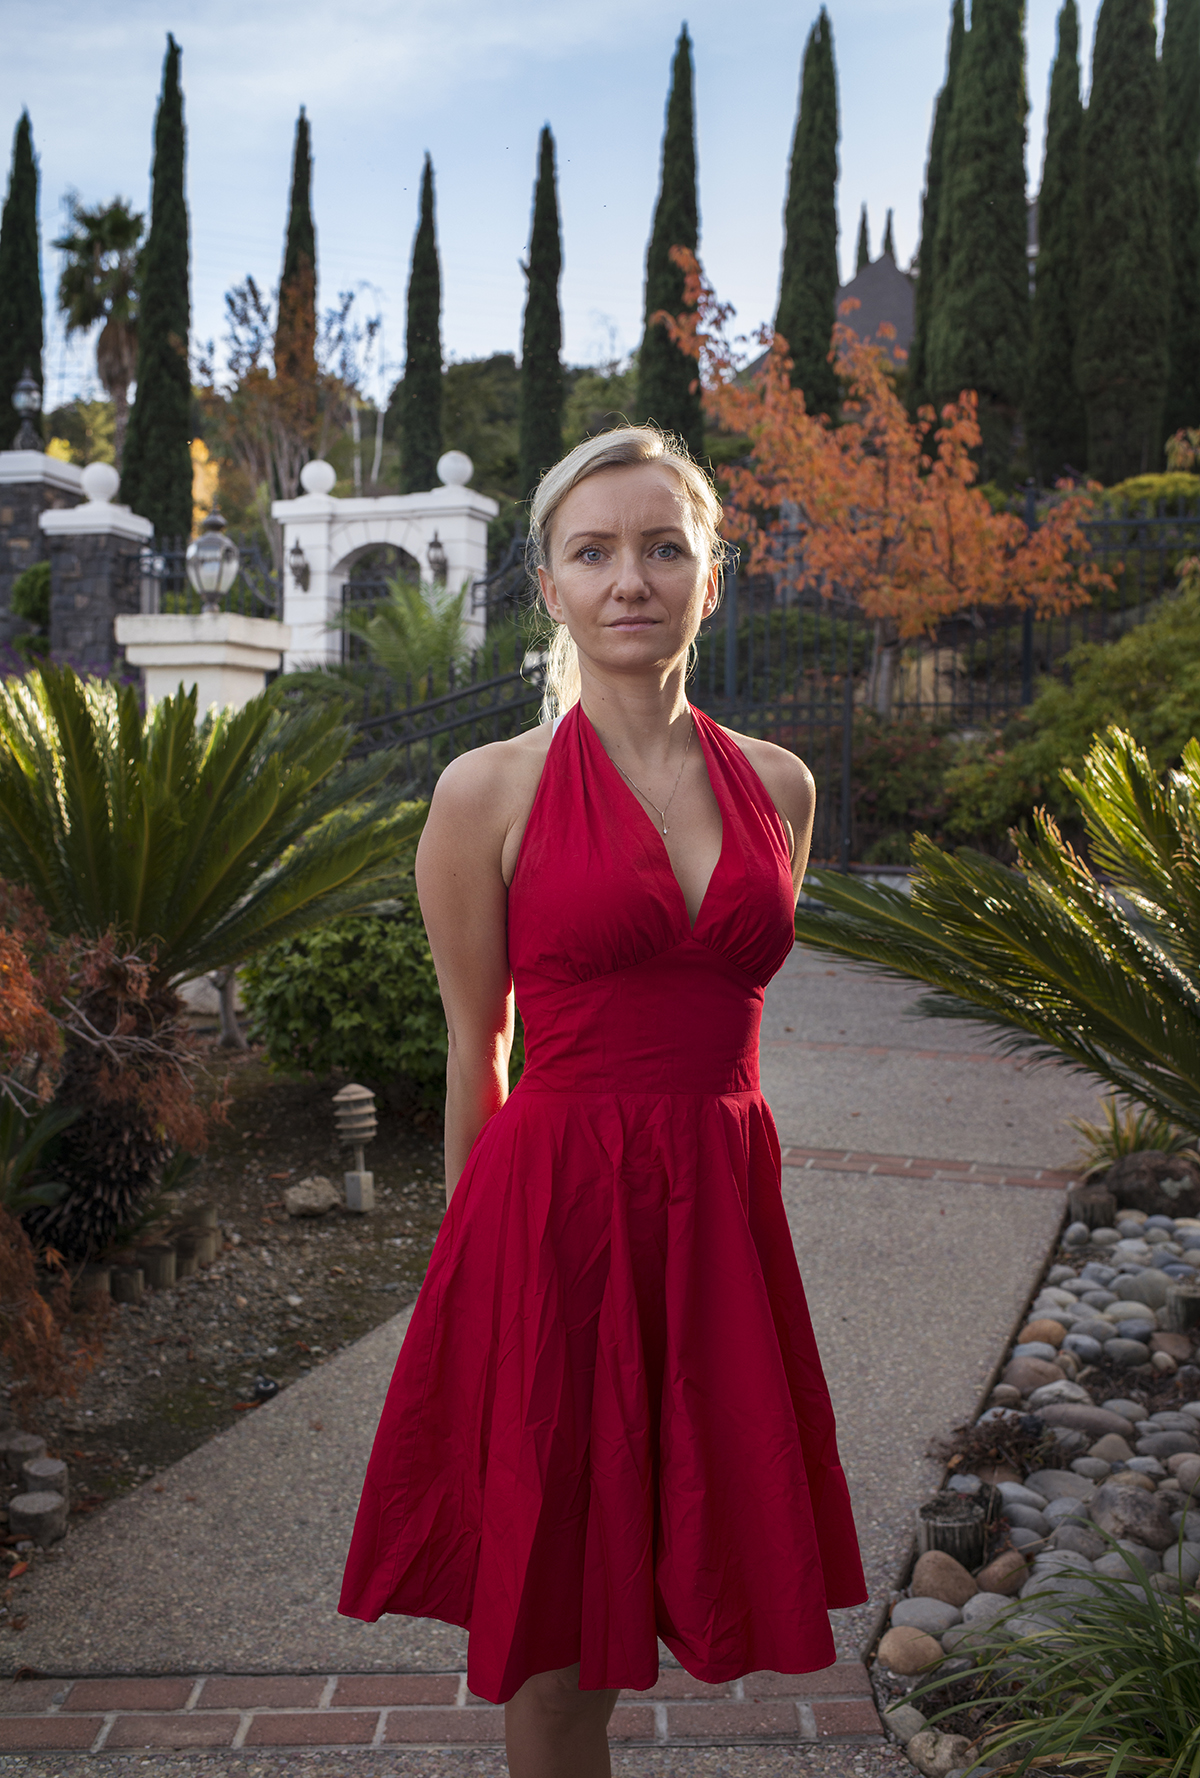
(346, 497), (1200, 865)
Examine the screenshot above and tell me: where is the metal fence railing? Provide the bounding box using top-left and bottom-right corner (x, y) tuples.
(139, 538), (281, 621)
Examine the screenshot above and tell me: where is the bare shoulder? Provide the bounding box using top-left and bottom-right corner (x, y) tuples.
(431, 723), (552, 821)
(719, 727), (816, 824)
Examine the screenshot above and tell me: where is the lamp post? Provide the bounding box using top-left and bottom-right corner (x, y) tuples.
(12, 367), (42, 452)
(288, 538), (310, 590)
(184, 510), (240, 614)
(332, 1082), (377, 1212)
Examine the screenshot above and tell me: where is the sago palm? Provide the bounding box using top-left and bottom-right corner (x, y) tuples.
(0, 666), (426, 1254)
(794, 726), (1200, 1140)
(285, 575), (468, 704)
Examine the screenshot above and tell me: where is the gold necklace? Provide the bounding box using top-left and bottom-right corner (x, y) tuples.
(611, 715), (694, 836)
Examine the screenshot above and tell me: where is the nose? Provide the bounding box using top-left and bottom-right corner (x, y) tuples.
(610, 545), (651, 602)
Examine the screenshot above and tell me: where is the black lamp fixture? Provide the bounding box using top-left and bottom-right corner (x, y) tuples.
(12, 367), (42, 451)
(184, 509), (241, 614)
(427, 530), (448, 585)
(288, 538), (311, 591)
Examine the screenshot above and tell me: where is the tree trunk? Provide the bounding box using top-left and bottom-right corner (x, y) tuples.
(867, 618), (900, 718)
(211, 968), (247, 1050)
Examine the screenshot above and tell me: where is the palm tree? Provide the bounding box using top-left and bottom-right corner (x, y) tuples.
(0, 666), (426, 1253)
(283, 574), (469, 703)
(793, 727), (1200, 1140)
(53, 198), (143, 467)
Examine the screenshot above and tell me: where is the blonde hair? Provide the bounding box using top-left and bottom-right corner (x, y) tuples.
(526, 425), (728, 721)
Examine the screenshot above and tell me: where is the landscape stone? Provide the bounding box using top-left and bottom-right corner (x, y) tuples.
(1104, 1150), (1200, 1218)
(1171, 1510), (1200, 1539)
(1160, 1544), (1200, 1586)
(1167, 1454), (1200, 1491)
(1095, 1549), (1155, 1579)
(1012, 1341), (1061, 1364)
(283, 1176), (340, 1218)
(906, 1730), (974, 1778)
(1004, 1502), (1051, 1534)
(1102, 1399), (1146, 1421)
(975, 1550), (1028, 1595)
(1051, 1523), (1106, 1560)
(1152, 1332), (1195, 1361)
(1088, 1482), (1176, 1550)
(1001, 1355), (1064, 1393)
(7, 1490), (66, 1547)
(1110, 1320), (1157, 1344)
(1071, 1457), (1112, 1480)
(1062, 1334), (1104, 1363)
(1136, 1431), (1199, 1459)
(1018, 1318), (1066, 1347)
(990, 1384), (1022, 1407)
(1126, 1456), (1167, 1477)
(883, 1703), (927, 1745)
(1106, 1338), (1152, 1367)
(1115, 1469), (1157, 1492)
(999, 1480), (1055, 1510)
(1037, 1402), (1142, 1440)
(1044, 1496), (1090, 1525)
(1070, 1319), (1116, 1342)
(1025, 1468), (1095, 1501)
(877, 1625), (943, 1674)
(1089, 1432), (1134, 1463)
(1027, 1380), (1091, 1409)
(961, 1591), (1012, 1625)
(910, 1549), (978, 1606)
(891, 1597), (962, 1636)
(1007, 1526), (1046, 1551)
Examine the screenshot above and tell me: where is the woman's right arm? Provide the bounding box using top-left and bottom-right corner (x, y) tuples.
(414, 749), (517, 1204)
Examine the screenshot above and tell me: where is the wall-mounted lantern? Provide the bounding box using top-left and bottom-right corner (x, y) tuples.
(288, 539), (311, 591)
(427, 531), (448, 585)
(12, 367), (42, 452)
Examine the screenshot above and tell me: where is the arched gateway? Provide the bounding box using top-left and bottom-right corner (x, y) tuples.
(272, 451), (498, 669)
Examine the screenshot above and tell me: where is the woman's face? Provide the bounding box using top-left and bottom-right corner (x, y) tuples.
(538, 462), (719, 683)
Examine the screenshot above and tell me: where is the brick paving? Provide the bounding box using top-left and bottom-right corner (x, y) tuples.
(0, 1663), (882, 1753)
(779, 1142), (1077, 1191)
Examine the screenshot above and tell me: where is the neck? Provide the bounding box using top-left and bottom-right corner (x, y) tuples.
(575, 660), (692, 766)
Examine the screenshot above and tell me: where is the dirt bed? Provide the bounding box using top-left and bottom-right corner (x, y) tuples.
(7, 1042), (446, 1528)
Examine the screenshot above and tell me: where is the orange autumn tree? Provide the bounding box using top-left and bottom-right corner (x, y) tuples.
(660, 249), (1112, 713)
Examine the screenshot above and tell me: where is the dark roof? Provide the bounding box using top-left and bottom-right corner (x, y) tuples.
(835, 251), (914, 363)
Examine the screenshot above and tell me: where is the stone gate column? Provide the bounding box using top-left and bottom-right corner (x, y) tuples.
(39, 463), (153, 671)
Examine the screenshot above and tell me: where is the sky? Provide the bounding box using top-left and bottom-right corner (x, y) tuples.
(0, 0), (1151, 417)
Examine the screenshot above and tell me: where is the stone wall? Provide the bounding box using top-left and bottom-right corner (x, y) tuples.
(0, 456), (85, 621)
(44, 530), (143, 673)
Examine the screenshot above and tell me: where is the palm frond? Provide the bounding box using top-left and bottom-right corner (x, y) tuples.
(795, 726), (1200, 1142)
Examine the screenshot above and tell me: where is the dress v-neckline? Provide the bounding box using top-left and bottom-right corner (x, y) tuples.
(578, 704), (726, 937)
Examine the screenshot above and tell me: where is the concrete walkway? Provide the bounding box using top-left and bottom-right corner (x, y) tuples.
(0, 954), (1104, 1766)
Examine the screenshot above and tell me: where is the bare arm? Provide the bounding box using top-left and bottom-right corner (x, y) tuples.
(415, 750), (518, 1204)
(731, 736), (817, 903)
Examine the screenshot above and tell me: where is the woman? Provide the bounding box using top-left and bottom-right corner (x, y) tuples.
(340, 427), (866, 1777)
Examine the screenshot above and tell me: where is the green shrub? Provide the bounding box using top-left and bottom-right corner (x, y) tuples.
(8, 561), (50, 662)
(1102, 469), (1200, 510)
(241, 891), (448, 1108)
(850, 714), (952, 861)
(940, 582), (1200, 851)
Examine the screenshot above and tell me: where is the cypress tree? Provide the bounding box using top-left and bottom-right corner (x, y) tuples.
(275, 106), (317, 388)
(775, 8), (841, 417)
(121, 35), (192, 537)
(1162, 0), (1200, 439)
(0, 112), (44, 450)
(1075, 0), (1170, 481)
(399, 154), (443, 494)
(855, 204), (870, 272)
(928, 0), (1029, 478)
(518, 126), (564, 498)
(910, 1), (965, 415)
(1027, 0), (1087, 481)
(637, 26), (703, 456)
(882, 209), (895, 258)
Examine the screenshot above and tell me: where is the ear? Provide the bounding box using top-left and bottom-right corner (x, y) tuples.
(701, 562), (721, 621)
(538, 564), (565, 625)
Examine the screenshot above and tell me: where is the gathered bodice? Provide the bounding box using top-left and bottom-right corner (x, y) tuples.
(507, 704), (795, 1096)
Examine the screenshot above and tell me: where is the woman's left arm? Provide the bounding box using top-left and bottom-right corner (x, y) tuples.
(739, 740), (817, 904)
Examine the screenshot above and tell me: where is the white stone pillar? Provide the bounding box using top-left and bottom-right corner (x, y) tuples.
(113, 611), (293, 713)
(272, 451), (498, 671)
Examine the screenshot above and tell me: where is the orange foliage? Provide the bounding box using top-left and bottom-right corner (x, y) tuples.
(659, 249), (1113, 639)
(0, 1214), (102, 1421)
(0, 885), (64, 1111)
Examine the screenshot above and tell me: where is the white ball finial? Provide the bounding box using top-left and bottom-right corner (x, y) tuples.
(437, 450), (473, 487)
(81, 461), (120, 505)
(300, 459), (337, 497)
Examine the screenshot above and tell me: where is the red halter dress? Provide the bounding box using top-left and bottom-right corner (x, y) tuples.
(339, 703), (866, 1704)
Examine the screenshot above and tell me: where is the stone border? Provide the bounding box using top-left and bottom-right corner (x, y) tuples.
(0, 1666), (881, 1753)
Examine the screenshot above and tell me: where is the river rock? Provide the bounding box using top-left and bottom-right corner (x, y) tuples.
(877, 1625), (943, 1674)
(284, 1176), (340, 1217)
(1007, 1526), (1046, 1551)
(1001, 1355), (1064, 1393)
(1089, 1481), (1176, 1550)
(961, 1590), (1012, 1626)
(1062, 1335), (1104, 1363)
(1102, 1398), (1146, 1420)
(1089, 1432), (1134, 1463)
(1117, 1469), (1157, 1492)
(1171, 1509), (1200, 1539)
(1012, 1341), (1062, 1364)
(1104, 1151), (1200, 1218)
(1004, 1502), (1051, 1534)
(1152, 1332), (1195, 1361)
(1107, 1338), (1152, 1368)
(1025, 1468), (1095, 1501)
(891, 1597), (962, 1636)
(883, 1702), (927, 1745)
(1160, 1544), (1200, 1586)
(906, 1730), (974, 1778)
(911, 1549), (978, 1606)
(1037, 1402), (1141, 1441)
(1019, 1317), (1066, 1347)
(1137, 1431), (1200, 1459)
(976, 1550), (1028, 1595)
(1027, 1379), (1091, 1409)
(998, 1480), (1055, 1510)
(1072, 1457), (1112, 1480)
(1168, 1454), (1200, 1491)
(1051, 1523), (1106, 1560)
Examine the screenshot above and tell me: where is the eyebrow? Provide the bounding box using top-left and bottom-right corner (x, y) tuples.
(560, 526), (689, 548)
